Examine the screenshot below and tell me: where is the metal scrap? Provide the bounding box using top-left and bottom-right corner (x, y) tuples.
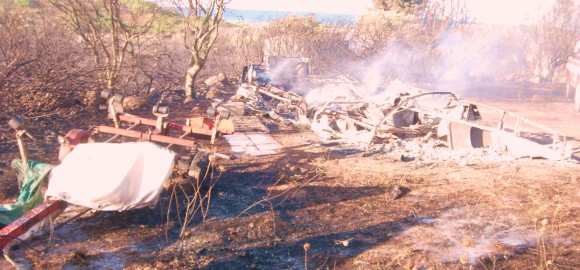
(232, 56), (310, 123)
(308, 86), (570, 160)
(227, 55), (570, 160)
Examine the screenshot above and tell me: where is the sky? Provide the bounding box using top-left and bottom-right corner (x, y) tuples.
(226, 0), (557, 25)
(226, 0), (375, 15)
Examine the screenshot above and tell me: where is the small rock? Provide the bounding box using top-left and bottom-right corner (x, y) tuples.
(462, 237), (473, 247)
(206, 89), (218, 99)
(390, 185), (402, 200)
(122, 96), (146, 110)
(204, 73), (227, 87)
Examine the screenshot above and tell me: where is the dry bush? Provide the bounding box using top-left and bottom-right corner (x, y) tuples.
(348, 11), (418, 59)
(48, 0), (161, 94)
(517, 0), (580, 84)
(99, 10), (190, 99)
(262, 16), (321, 60)
(372, 0), (422, 13)
(465, 26), (533, 82)
(309, 23), (352, 71)
(413, 0), (470, 48)
(337, 0), (472, 82)
(206, 25), (264, 77)
(208, 0), (577, 87)
(344, 11), (425, 81)
(0, 3), (95, 116)
(203, 17), (351, 78)
(345, 0), (557, 84)
(117, 35), (187, 97)
(409, 0), (471, 81)
(199, 3), (473, 83)
(261, 15), (350, 73)
(0, 1), (188, 116)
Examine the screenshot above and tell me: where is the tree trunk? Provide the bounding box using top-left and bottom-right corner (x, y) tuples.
(184, 64), (202, 98)
(565, 75), (572, 98)
(575, 83), (580, 112)
(545, 63), (558, 83)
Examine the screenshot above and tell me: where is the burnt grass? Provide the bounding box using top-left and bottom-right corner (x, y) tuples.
(1, 83), (579, 269)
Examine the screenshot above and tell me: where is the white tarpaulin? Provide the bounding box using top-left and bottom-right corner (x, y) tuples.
(46, 142), (175, 211)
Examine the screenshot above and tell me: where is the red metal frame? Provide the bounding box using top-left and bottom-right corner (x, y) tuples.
(0, 199), (68, 249)
(111, 113), (234, 137)
(1, 105), (235, 250)
(114, 114), (215, 136)
(91, 125), (198, 147)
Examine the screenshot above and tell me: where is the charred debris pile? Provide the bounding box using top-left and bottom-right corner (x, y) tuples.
(215, 56), (571, 163)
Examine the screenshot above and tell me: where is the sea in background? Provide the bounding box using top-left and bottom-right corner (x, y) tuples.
(223, 8), (356, 24)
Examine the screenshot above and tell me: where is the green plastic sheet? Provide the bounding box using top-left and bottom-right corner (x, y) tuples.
(0, 159), (52, 227)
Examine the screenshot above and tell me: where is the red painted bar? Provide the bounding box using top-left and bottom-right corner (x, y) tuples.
(0, 199), (68, 249)
(113, 114), (214, 136)
(93, 126), (199, 147)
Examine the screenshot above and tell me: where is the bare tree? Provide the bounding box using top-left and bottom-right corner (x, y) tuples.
(415, 0), (463, 46)
(49, 0), (159, 95)
(406, 0), (469, 79)
(348, 0), (468, 81)
(522, 0), (580, 88)
(171, 0), (226, 103)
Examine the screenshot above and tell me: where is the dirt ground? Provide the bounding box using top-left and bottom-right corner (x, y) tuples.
(0, 81), (579, 269)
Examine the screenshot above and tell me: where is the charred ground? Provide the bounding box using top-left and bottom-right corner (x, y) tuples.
(0, 80), (579, 269)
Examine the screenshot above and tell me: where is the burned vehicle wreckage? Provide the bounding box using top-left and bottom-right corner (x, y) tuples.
(235, 56), (310, 122)
(227, 56), (570, 161)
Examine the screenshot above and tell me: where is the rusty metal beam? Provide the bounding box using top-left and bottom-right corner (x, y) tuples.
(115, 114), (157, 126)
(92, 126), (198, 147)
(171, 121), (213, 136)
(112, 114), (214, 136)
(0, 199), (68, 249)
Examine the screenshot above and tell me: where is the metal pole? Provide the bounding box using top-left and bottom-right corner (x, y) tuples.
(15, 131), (28, 189)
